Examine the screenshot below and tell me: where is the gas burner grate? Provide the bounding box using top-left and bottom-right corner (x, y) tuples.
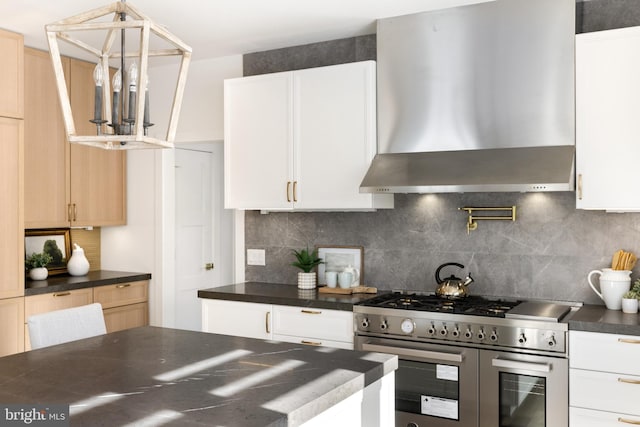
(361, 293), (520, 317)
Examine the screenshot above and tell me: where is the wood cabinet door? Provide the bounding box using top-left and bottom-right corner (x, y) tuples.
(24, 288), (93, 319)
(224, 72), (293, 210)
(103, 302), (149, 333)
(24, 48), (70, 228)
(0, 29), (23, 119)
(576, 27), (640, 210)
(0, 297), (24, 356)
(0, 118), (23, 299)
(69, 58), (126, 226)
(294, 61), (379, 210)
(93, 281), (148, 310)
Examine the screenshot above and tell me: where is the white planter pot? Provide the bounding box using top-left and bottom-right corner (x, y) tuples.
(622, 298), (639, 314)
(29, 267), (48, 281)
(297, 272), (317, 290)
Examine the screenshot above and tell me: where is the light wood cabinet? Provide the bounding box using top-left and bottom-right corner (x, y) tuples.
(569, 330), (640, 426)
(576, 27), (640, 211)
(0, 297), (24, 357)
(201, 299), (354, 349)
(24, 50), (126, 227)
(0, 29), (23, 119)
(224, 61), (393, 211)
(93, 281), (149, 333)
(0, 117), (24, 300)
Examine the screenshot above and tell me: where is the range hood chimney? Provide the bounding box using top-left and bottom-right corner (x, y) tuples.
(361, 0), (575, 193)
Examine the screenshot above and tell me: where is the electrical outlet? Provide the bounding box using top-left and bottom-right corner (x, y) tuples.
(247, 249), (266, 266)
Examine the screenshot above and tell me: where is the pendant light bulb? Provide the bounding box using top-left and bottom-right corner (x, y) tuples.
(93, 64), (104, 86)
(128, 62), (138, 88)
(112, 69), (122, 92)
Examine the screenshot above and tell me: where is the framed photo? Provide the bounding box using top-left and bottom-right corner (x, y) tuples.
(316, 245), (364, 286)
(24, 228), (71, 276)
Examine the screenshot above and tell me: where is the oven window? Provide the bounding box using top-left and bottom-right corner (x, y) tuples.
(396, 359), (459, 420)
(499, 373), (546, 427)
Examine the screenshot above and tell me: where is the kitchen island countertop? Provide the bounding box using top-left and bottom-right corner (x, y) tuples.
(569, 303), (640, 335)
(0, 326), (397, 426)
(198, 282), (384, 311)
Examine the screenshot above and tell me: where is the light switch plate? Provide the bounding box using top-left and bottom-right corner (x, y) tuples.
(247, 249), (266, 266)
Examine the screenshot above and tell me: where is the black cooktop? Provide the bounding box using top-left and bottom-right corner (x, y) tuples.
(358, 293), (521, 317)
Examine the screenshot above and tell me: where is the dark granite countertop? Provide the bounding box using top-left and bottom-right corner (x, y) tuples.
(25, 270), (152, 296)
(569, 304), (640, 335)
(0, 326), (397, 426)
(197, 282), (384, 311)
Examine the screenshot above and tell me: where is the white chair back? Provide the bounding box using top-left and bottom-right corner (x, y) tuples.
(28, 303), (107, 350)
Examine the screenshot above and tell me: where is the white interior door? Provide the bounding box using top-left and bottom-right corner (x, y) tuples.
(175, 147), (216, 331)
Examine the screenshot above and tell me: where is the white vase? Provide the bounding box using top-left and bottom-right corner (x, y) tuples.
(29, 267), (48, 281)
(622, 298), (639, 314)
(297, 272), (317, 289)
(67, 244), (90, 276)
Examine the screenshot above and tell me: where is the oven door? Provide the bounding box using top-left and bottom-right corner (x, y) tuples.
(356, 336), (479, 427)
(478, 350), (568, 427)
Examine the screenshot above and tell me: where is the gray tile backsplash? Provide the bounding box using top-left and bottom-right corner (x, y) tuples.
(245, 193), (640, 304)
(242, 1), (640, 304)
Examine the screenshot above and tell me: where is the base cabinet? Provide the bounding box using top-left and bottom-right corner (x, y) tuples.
(0, 297), (24, 357)
(202, 299), (354, 349)
(569, 330), (640, 426)
(103, 303), (149, 333)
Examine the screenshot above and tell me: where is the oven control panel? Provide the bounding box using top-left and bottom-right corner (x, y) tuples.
(354, 313), (567, 353)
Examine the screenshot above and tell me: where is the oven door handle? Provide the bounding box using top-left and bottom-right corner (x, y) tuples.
(361, 343), (463, 363)
(491, 357), (551, 373)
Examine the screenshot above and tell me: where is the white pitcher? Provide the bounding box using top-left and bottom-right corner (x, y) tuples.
(588, 268), (631, 310)
(342, 265), (360, 287)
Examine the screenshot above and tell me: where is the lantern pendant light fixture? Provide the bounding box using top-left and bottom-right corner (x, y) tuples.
(45, 1), (191, 149)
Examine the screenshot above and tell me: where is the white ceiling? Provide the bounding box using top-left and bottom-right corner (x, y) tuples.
(2, 0), (492, 62)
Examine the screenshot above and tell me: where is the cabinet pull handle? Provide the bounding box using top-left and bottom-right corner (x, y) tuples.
(286, 182), (291, 202)
(301, 340), (322, 346)
(301, 309), (321, 315)
(577, 174), (583, 200)
(619, 338), (640, 344)
(265, 312), (270, 334)
(67, 204), (72, 222)
(618, 417), (640, 425)
(619, 378), (640, 385)
(73, 204), (77, 221)
(53, 292), (71, 297)
(293, 181), (298, 202)
(116, 284), (131, 289)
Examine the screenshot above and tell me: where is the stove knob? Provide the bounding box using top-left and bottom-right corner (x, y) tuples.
(477, 329), (486, 340)
(464, 329), (473, 339)
(427, 324), (436, 335)
(518, 333), (527, 344)
(490, 330), (499, 342)
(360, 318), (369, 329)
(380, 320), (388, 331)
(439, 326), (448, 337)
(547, 334), (557, 347)
(401, 319), (415, 334)
(452, 328), (460, 338)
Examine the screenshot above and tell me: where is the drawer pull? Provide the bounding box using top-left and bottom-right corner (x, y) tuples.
(619, 378), (640, 385)
(53, 292), (71, 297)
(265, 312), (271, 334)
(619, 338), (640, 344)
(301, 309), (321, 315)
(301, 340), (322, 346)
(619, 417), (640, 425)
(116, 284), (131, 289)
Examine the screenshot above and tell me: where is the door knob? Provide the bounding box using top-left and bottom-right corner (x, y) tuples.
(205, 263), (214, 270)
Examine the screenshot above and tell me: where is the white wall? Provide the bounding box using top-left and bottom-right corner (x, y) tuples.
(101, 54), (243, 326)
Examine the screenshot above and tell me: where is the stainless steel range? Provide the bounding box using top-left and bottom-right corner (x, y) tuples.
(354, 292), (578, 427)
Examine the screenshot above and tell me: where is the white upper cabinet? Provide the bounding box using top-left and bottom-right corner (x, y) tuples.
(576, 27), (640, 211)
(224, 61), (393, 211)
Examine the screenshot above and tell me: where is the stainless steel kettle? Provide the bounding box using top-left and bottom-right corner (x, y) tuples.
(435, 262), (474, 298)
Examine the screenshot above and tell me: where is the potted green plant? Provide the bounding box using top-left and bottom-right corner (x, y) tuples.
(25, 252), (53, 281)
(622, 280), (640, 313)
(291, 247), (323, 289)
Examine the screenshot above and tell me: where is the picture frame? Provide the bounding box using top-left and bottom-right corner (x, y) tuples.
(316, 245), (364, 286)
(24, 228), (71, 276)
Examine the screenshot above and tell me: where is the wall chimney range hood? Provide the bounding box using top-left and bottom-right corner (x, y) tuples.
(361, 0), (575, 193)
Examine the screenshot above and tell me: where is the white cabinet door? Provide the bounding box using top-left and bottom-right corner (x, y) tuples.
(569, 331), (640, 373)
(294, 61), (386, 210)
(201, 299), (272, 340)
(224, 72), (293, 210)
(576, 27), (640, 211)
(272, 305), (354, 346)
(570, 407), (640, 427)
